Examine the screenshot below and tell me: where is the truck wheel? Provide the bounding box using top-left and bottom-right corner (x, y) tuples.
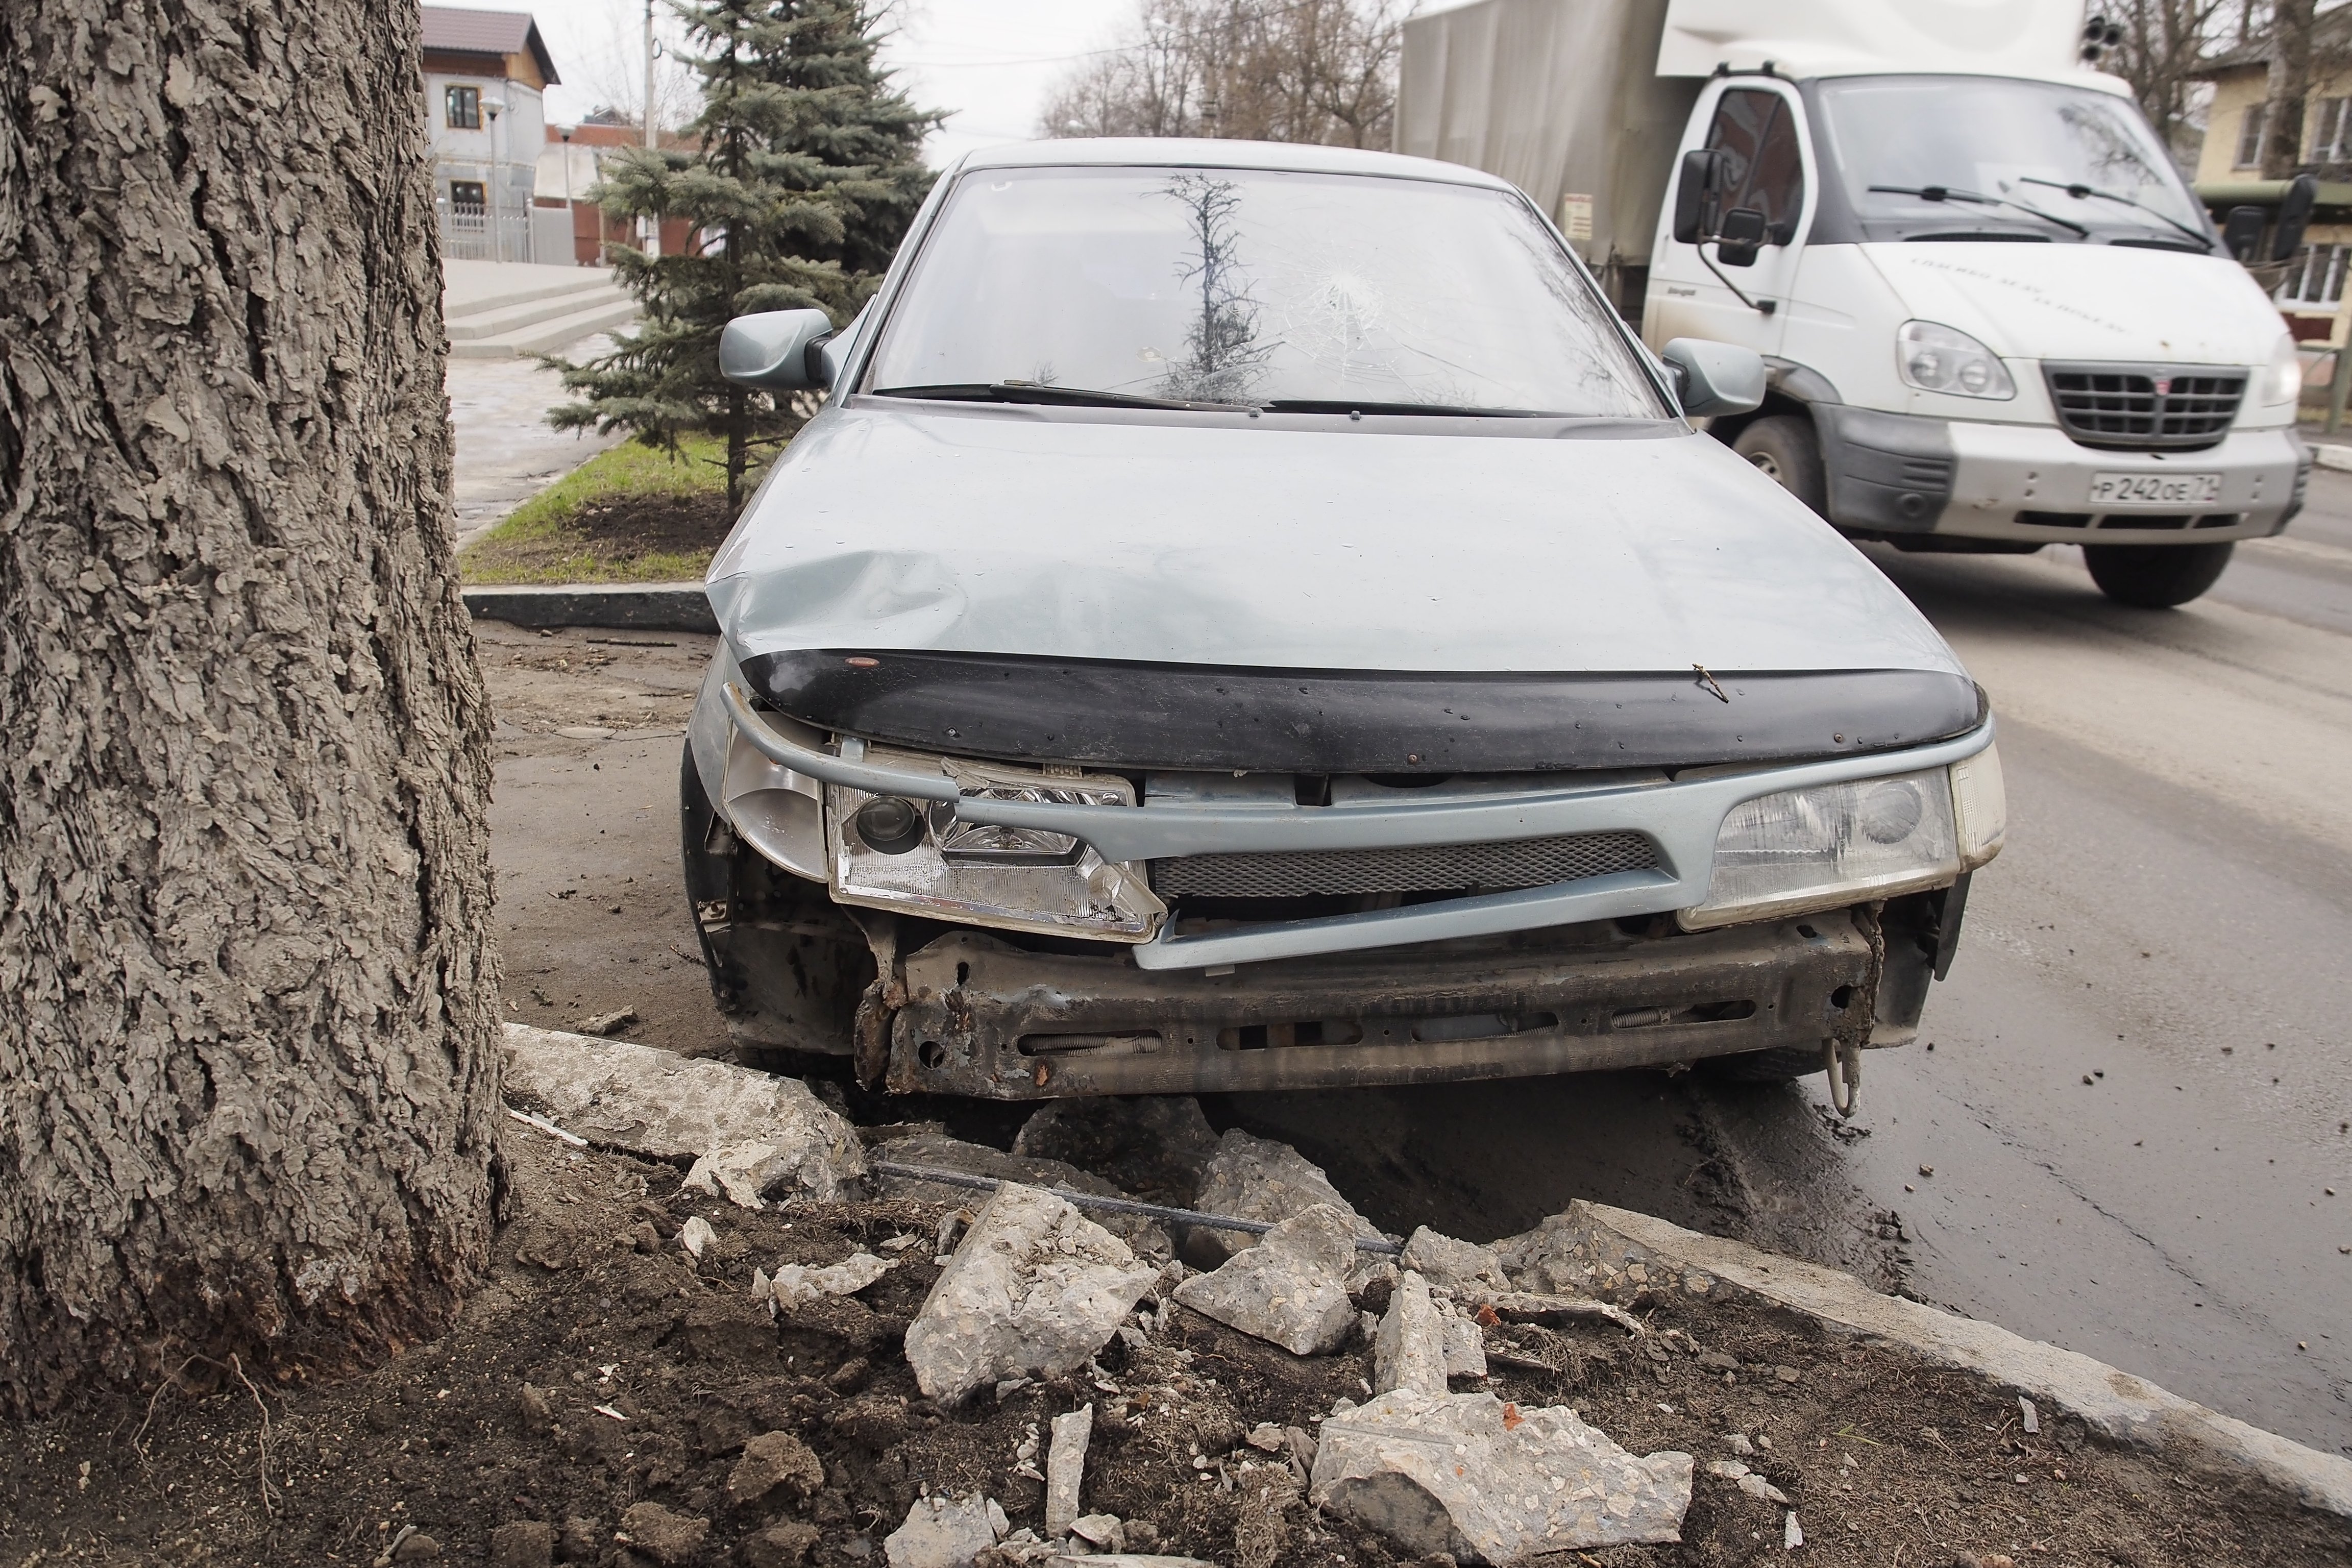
(1701, 1045), (1826, 1084)
(2082, 542), (2234, 607)
(1731, 416), (1827, 515)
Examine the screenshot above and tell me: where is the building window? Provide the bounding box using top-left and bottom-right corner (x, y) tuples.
(2277, 243), (2348, 306)
(2314, 96), (2352, 161)
(448, 180), (487, 214)
(2236, 102), (2268, 167)
(446, 84), (481, 129)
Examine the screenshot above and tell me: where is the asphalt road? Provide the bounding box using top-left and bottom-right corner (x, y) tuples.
(478, 473), (2352, 1460)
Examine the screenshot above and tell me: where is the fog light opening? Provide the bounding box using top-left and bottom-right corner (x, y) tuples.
(917, 1039), (946, 1068)
(854, 795), (926, 855)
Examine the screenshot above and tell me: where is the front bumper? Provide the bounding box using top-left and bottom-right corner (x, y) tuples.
(1819, 406), (2306, 543)
(883, 916), (1876, 1098)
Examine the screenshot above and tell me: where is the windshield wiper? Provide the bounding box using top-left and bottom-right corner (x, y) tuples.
(1867, 184), (2090, 238)
(1258, 398), (1558, 418)
(2015, 176), (2213, 250)
(870, 381), (1262, 412)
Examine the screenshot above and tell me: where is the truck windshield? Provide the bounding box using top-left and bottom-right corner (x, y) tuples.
(866, 165), (1671, 419)
(1815, 76), (2209, 246)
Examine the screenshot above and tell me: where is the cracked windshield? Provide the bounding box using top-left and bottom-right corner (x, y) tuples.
(866, 165), (1669, 416)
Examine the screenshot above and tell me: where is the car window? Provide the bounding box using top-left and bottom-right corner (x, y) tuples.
(864, 166), (1671, 419)
(1706, 88), (1806, 244)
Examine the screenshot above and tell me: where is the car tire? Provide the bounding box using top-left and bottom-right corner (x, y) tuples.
(1731, 415), (1827, 515)
(1702, 1045), (1826, 1084)
(2082, 541), (2234, 607)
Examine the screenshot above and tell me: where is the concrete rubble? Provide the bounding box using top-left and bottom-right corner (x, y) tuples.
(884, 1492), (1004, 1568)
(758, 1250), (891, 1313)
(1311, 1388), (1694, 1560)
(903, 1181), (1159, 1405)
(1441, 1308), (1489, 1379)
(1489, 1200), (1723, 1307)
(1045, 1404), (1093, 1538)
(1170, 1203), (1359, 1356)
(1402, 1226), (1511, 1294)
(1371, 1270), (1448, 1396)
(875, 1131), (1174, 1258)
(1190, 1129), (1389, 1265)
(502, 1023), (865, 1202)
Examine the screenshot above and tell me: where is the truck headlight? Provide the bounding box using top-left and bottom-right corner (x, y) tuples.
(1681, 767), (1962, 930)
(1897, 321), (2016, 400)
(826, 754), (1165, 940)
(2261, 332), (2302, 406)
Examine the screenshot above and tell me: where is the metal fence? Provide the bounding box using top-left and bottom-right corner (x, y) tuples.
(438, 201), (536, 263)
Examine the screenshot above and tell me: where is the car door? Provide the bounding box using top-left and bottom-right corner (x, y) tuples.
(1646, 80), (1814, 360)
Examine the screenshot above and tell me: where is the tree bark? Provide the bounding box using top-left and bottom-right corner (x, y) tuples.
(2262, 0), (2317, 178)
(0, 0), (500, 1416)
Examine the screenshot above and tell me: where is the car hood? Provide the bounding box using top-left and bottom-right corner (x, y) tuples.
(706, 401), (1964, 679)
(1858, 242), (2286, 364)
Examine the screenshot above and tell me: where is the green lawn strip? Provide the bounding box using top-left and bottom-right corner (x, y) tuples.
(460, 434), (742, 585)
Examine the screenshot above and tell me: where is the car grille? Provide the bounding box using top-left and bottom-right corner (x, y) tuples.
(1152, 830), (1658, 900)
(2043, 363), (2245, 451)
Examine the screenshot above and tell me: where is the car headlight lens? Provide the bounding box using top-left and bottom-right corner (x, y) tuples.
(2262, 331), (2302, 406)
(1947, 741), (2006, 870)
(1681, 766), (1962, 929)
(1897, 320), (2016, 400)
(827, 752), (1164, 940)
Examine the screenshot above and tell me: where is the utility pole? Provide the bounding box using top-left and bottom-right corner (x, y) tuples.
(643, 0), (660, 259)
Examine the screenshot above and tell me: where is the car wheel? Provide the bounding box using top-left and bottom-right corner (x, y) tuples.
(2082, 541), (2234, 607)
(1730, 415), (1827, 515)
(1702, 1045), (1826, 1084)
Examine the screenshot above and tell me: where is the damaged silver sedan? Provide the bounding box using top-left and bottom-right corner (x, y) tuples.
(680, 140), (2004, 1109)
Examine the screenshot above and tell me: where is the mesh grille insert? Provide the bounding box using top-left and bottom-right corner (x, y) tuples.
(1153, 830), (1658, 900)
(2043, 363), (2245, 451)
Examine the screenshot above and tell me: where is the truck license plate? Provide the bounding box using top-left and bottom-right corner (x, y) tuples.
(2089, 471), (2222, 506)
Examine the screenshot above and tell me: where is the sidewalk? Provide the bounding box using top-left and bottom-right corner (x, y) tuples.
(447, 335), (623, 546)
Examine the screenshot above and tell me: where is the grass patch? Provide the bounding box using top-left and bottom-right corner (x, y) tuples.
(460, 434), (750, 584)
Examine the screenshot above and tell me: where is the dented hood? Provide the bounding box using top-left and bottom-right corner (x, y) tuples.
(705, 402), (1964, 679)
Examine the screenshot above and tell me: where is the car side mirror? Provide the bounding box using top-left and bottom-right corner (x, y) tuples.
(720, 308), (837, 391)
(1661, 337), (1765, 418)
(2273, 172), (2319, 263)
(2222, 205), (2267, 263)
(1672, 148), (1725, 245)
(1714, 207), (1768, 267)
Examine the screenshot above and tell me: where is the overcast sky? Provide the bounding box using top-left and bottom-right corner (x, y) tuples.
(432, 0), (1129, 166)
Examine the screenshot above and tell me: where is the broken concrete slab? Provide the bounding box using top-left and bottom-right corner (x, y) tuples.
(874, 1132), (1172, 1259)
(1442, 1312), (1488, 1380)
(903, 1183), (1159, 1406)
(502, 1023), (864, 1202)
(1013, 1095), (1220, 1206)
(763, 1251), (891, 1313)
(884, 1492), (1000, 1568)
(1402, 1226), (1510, 1294)
(1171, 1204), (1358, 1356)
(1189, 1129), (1388, 1265)
(685, 1141), (837, 1210)
(1371, 1270), (1448, 1397)
(1311, 1388), (1692, 1560)
(1488, 1200), (1724, 1308)
(1046, 1404), (1094, 1538)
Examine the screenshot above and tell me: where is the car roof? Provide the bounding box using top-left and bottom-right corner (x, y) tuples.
(953, 137), (1523, 194)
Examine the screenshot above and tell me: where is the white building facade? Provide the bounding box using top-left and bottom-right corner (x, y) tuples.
(421, 7), (562, 263)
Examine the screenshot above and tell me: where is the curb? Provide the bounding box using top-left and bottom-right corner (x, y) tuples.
(463, 582), (715, 635)
(1587, 1203), (2352, 1517)
(2312, 442), (2352, 472)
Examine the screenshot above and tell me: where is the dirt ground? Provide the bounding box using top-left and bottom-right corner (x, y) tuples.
(3, 1129), (2345, 1568)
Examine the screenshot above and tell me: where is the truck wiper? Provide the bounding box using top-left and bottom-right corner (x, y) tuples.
(870, 381), (1262, 412)
(1867, 184), (2090, 238)
(1258, 398), (1555, 418)
(2015, 176), (2214, 251)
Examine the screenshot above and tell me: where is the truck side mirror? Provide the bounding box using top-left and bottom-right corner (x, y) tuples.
(720, 308), (837, 391)
(2273, 173), (2319, 263)
(1661, 337), (1765, 418)
(1673, 148), (1725, 245)
(2221, 205), (2267, 263)
(1715, 207), (1768, 267)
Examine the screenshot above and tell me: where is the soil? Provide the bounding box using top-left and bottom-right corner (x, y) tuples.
(3, 1128), (2344, 1568)
(463, 491), (737, 582)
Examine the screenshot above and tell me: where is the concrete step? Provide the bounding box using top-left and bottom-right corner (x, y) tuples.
(442, 259), (618, 321)
(448, 283), (631, 340)
(447, 295), (641, 359)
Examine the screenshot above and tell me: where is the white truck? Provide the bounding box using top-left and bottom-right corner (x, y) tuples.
(1398, 0), (2311, 606)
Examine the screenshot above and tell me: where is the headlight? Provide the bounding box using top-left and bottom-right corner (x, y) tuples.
(1681, 767), (1961, 930)
(1948, 741), (2006, 870)
(827, 752), (1164, 940)
(2261, 332), (2302, 406)
(1897, 320), (2016, 400)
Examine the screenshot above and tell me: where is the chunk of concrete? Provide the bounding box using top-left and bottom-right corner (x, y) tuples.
(685, 1141), (825, 1210)
(1013, 1095), (1220, 1205)
(1402, 1226), (1510, 1294)
(1046, 1404), (1094, 1537)
(1171, 1204), (1358, 1356)
(884, 1493), (1001, 1568)
(903, 1183), (1159, 1405)
(875, 1132), (1171, 1258)
(1488, 1200), (1719, 1307)
(1311, 1389), (1692, 1560)
(1372, 1270), (1448, 1397)
(502, 1024), (865, 1202)
(765, 1251), (891, 1312)
(1190, 1129), (1388, 1264)
(1442, 1312), (1488, 1380)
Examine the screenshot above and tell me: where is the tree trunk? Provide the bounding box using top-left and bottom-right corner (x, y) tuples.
(2262, 0), (2317, 178)
(0, 0), (501, 1416)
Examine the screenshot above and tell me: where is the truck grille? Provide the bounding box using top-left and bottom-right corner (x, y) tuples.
(2043, 363), (2245, 451)
(1153, 830), (1657, 900)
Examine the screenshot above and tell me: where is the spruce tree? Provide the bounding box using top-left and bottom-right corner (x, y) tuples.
(550, 0), (939, 508)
